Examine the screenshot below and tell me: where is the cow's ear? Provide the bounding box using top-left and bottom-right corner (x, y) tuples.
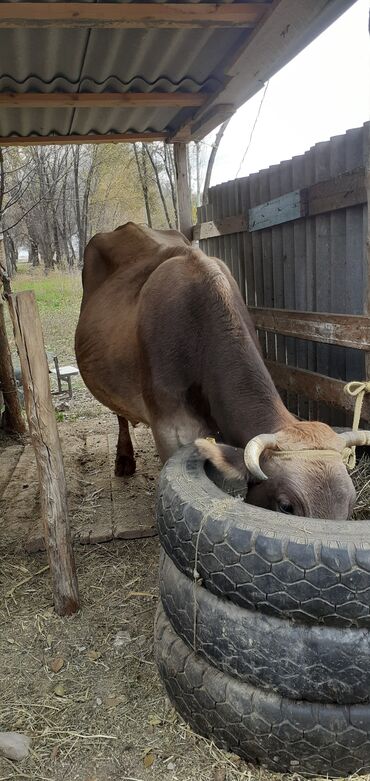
(195, 439), (246, 481)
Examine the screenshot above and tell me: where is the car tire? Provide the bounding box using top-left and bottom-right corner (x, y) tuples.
(159, 549), (370, 704)
(155, 601), (370, 777)
(157, 445), (370, 628)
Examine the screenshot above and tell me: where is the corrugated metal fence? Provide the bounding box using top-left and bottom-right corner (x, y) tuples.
(196, 123), (369, 426)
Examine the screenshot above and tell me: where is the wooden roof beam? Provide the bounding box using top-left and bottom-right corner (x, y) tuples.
(0, 133), (168, 147)
(0, 92), (208, 109)
(172, 0), (357, 141)
(0, 2), (270, 29)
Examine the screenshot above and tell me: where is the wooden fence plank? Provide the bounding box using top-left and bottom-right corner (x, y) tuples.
(328, 132), (347, 427)
(249, 308), (370, 349)
(193, 214), (247, 242)
(268, 163), (287, 405)
(249, 172), (266, 356)
(236, 179), (247, 302)
(239, 176), (254, 305)
(303, 139), (318, 419)
(309, 167), (366, 215)
(292, 152), (309, 419)
(266, 361), (370, 422)
(259, 168), (275, 369)
(345, 127), (366, 387)
(314, 140), (332, 422)
(249, 188), (307, 231)
(280, 158), (298, 414)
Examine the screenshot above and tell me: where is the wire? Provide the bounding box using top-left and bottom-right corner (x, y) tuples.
(235, 80), (270, 179)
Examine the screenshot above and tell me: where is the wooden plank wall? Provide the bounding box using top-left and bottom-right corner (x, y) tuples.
(197, 123), (369, 425)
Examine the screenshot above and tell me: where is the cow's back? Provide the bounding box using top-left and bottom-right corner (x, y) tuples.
(75, 222), (191, 422)
(80, 222), (190, 305)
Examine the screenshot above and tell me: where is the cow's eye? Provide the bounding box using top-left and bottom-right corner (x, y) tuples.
(278, 502), (294, 514)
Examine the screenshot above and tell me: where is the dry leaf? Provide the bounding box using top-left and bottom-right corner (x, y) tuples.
(50, 656), (64, 673)
(53, 683), (65, 697)
(143, 751), (155, 768)
(86, 649), (101, 661)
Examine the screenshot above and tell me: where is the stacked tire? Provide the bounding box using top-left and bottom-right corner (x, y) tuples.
(154, 445), (370, 777)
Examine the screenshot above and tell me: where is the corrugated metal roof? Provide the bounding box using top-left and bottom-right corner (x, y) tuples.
(0, 2), (254, 140)
(0, 1), (355, 144)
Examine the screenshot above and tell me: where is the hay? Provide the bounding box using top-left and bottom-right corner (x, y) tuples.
(352, 455), (370, 520)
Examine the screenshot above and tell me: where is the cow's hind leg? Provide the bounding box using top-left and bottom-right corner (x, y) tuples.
(115, 416), (136, 476)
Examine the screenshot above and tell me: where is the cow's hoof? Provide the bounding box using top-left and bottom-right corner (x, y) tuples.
(115, 454), (136, 477)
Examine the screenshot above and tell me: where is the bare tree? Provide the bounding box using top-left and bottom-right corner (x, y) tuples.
(144, 144), (174, 228)
(133, 143), (152, 227)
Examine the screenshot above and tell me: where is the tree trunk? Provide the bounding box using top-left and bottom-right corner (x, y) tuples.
(202, 119), (230, 206)
(30, 238), (40, 267)
(133, 143), (152, 227)
(0, 303), (25, 434)
(3, 231), (17, 276)
(144, 144), (173, 228)
(0, 237), (25, 434)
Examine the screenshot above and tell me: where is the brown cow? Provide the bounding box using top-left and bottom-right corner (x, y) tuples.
(75, 222), (369, 520)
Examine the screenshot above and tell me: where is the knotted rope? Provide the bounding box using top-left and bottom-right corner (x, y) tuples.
(343, 381), (370, 469)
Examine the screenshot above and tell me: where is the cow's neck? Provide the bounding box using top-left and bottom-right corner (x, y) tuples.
(204, 321), (294, 447)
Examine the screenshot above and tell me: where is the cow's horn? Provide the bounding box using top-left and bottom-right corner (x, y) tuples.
(339, 430), (370, 448)
(244, 433), (278, 482)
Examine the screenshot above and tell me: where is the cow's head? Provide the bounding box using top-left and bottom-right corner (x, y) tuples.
(196, 422), (370, 520)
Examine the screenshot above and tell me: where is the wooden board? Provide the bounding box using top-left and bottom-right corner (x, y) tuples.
(249, 307), (370, 350)
(0, 2), (267, 28)
(249, 188), (307, 231)
(0, 132), (167, 147)
(193, 214), (247, 241)
(0, 422), (158, 552)
(174, 143), (192, 240)
(309, 167), (366, 216)
(267, 360), (370, 422)
(0, 92), (207, 109)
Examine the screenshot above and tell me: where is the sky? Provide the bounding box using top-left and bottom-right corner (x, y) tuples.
(208, 0), (370, 186)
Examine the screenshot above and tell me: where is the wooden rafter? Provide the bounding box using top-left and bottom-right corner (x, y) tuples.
(0, 2), (269, 29)
(0, 92), (208, 109)
(170, 0), (357, 141)
(0, 132), (168, 147)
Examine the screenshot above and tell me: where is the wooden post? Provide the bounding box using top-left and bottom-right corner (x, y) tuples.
(174, 143), (193, 241)
(0, 233), (26, 434)
(8, 291), (79, 616)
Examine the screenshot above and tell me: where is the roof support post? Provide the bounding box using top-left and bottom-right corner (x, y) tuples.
(0, 231), (26, 434)
(174, 143), (193, 241)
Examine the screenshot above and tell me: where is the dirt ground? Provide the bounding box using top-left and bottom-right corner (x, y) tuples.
(1, 398), (284, 781)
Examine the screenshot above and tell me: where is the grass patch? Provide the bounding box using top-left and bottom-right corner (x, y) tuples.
(12, 269), (82, 314)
